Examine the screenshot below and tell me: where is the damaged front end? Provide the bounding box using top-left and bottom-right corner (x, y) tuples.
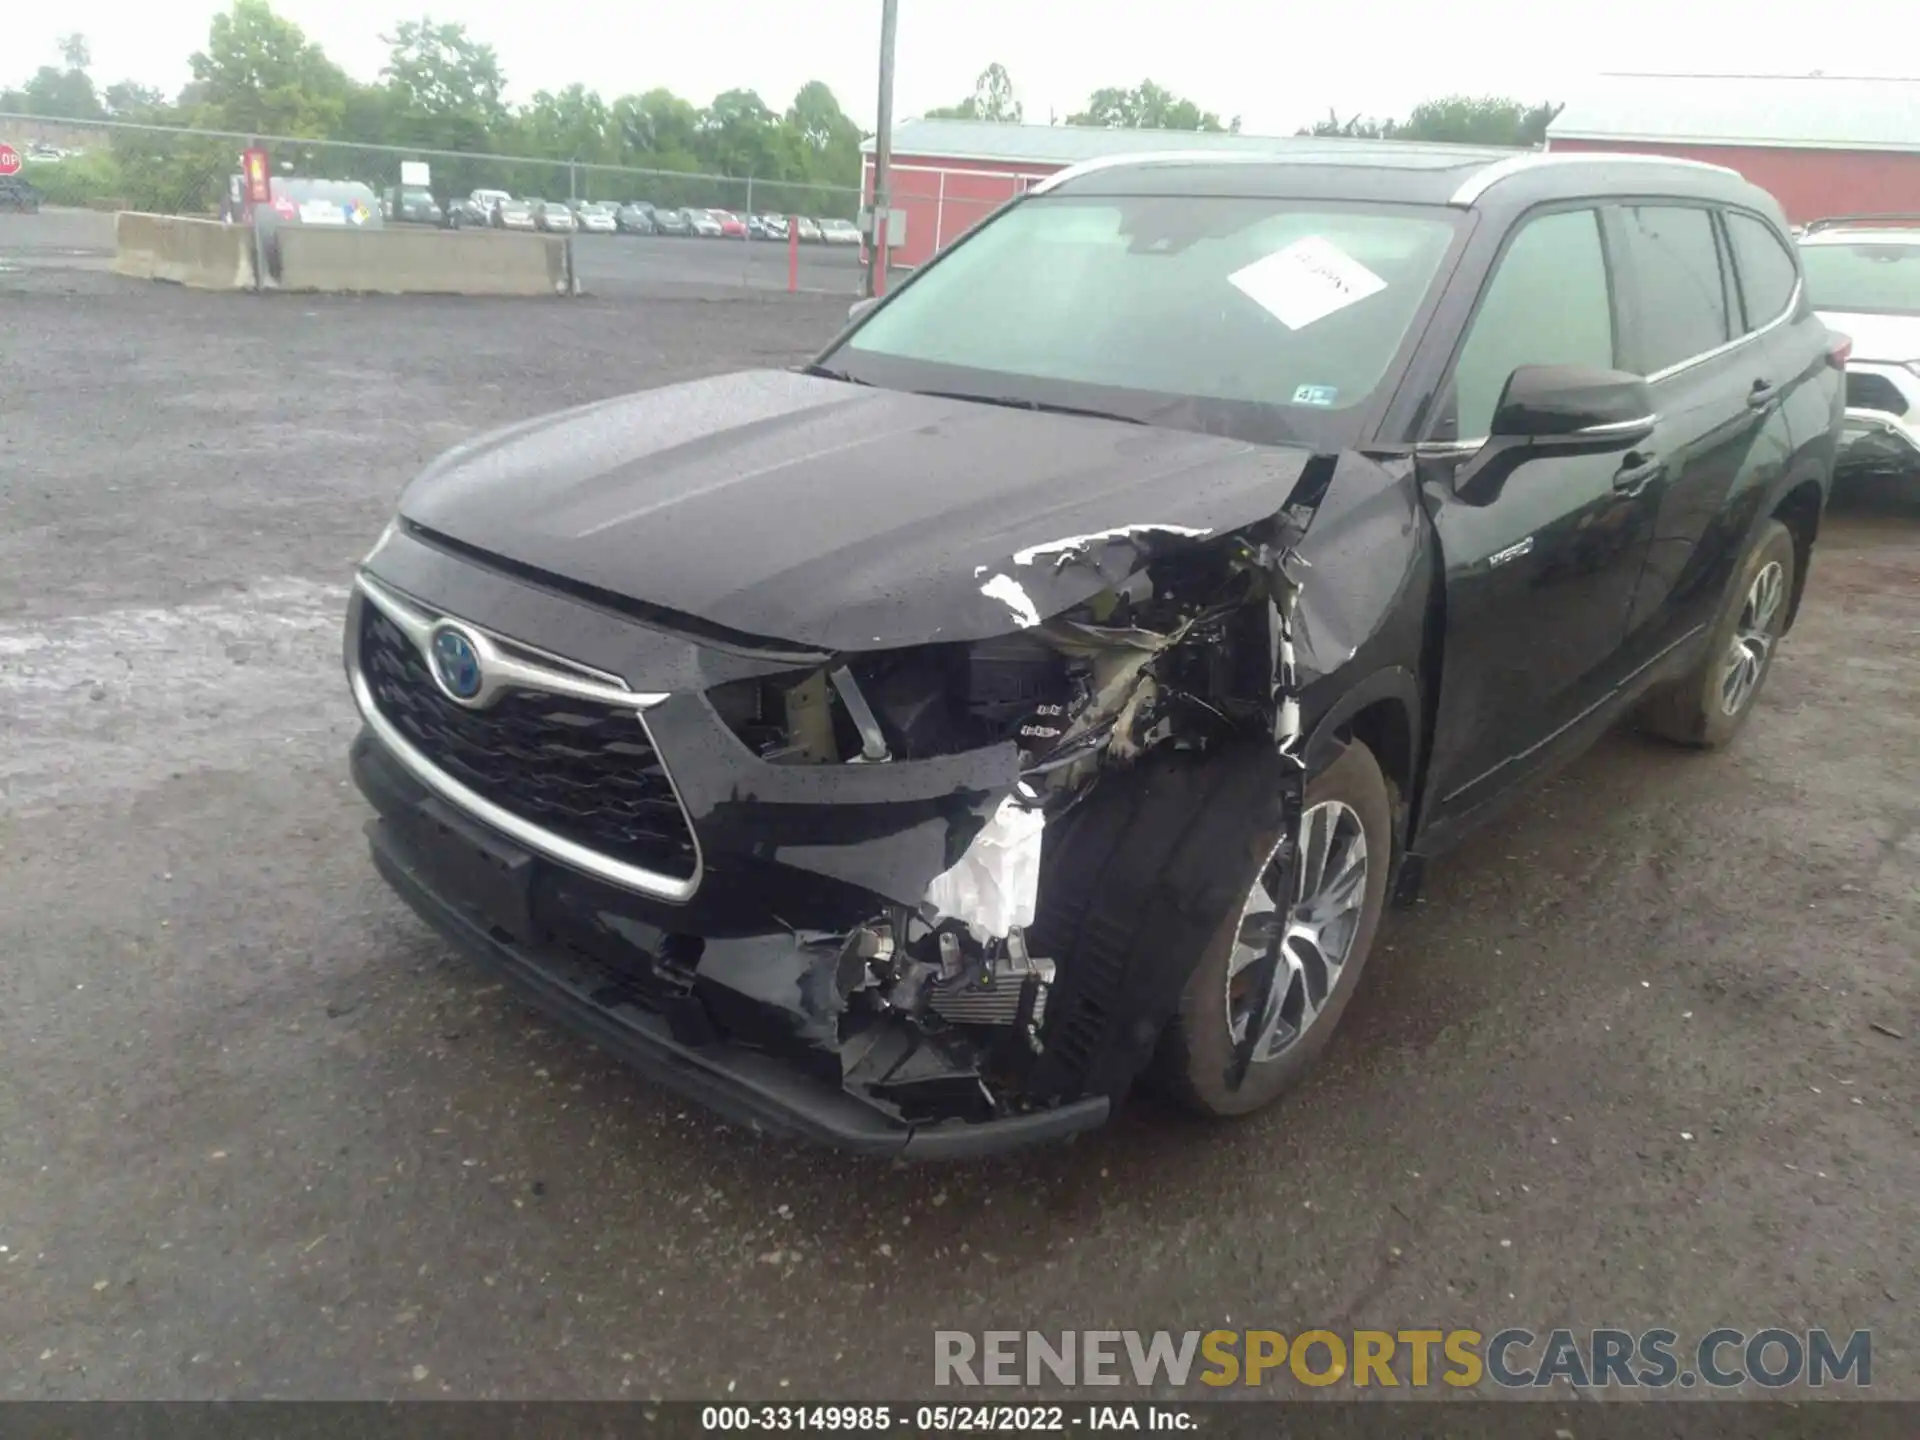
(351, 446), (1367, 1154)
(659, 475), (1337, 1141)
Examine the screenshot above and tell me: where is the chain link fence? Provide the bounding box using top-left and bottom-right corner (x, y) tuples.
(3, 113), (870, 296)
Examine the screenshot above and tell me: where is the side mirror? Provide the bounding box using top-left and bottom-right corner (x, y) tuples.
(847, 295), (880, 325)
(1490, 365), (1656, 448)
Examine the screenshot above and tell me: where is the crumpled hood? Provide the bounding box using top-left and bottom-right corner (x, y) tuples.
(398, 369), (1318, 651)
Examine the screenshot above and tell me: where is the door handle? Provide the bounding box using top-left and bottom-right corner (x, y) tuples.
(1612, 451), (1662, 497)
(1746, 379), (1777, 410)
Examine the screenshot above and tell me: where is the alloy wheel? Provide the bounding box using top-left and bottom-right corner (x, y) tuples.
(1720, 560), (1786, 716)
(1225, 799), (1369, 1064)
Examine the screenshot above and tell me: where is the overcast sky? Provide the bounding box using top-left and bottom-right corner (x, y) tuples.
(14, 0), (1919, 134)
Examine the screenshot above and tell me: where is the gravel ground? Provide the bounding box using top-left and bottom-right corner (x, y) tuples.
(2, 263), (1916, 1402)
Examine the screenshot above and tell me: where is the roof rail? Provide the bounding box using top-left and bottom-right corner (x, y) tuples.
(1449, 151), (1742, 206)
(1801, 213), (1920, 234)
(1029, 140), (1520, 196)
(1028, 149), (1293, 194)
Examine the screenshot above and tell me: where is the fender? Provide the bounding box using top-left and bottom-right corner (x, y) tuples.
(1748, 458), (1830, 633)
(1302, 664), (1423, 865)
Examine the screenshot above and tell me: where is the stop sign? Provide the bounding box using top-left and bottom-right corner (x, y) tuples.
(0, 144), (21, 177)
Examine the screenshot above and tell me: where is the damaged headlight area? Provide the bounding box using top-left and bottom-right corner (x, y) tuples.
(687, 517), (1316, 1129)
(707, 540), (1281, 778)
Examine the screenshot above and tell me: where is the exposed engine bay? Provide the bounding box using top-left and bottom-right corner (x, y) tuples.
(690, 486), (1334, 1129)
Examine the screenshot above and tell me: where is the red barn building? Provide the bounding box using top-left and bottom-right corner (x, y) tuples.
(1547, 73), (1920, 225)
(858, 119), (1492, 271)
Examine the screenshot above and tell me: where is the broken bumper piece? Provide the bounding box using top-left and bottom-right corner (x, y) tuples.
(355, 732), (1108, 1158)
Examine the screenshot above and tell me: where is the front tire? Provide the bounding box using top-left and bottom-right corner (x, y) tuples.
(1157, 740), (1394, 1118)
(1637, 519), (1796, 749)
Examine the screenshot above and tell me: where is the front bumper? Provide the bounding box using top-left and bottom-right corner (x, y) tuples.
(1839, 407), (1920, 471)
(353, 728), (1109, 1157)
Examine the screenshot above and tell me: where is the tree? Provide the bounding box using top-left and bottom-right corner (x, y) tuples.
(924, 63), (1022, 122)
(1, 35), (105, 119)
(518, 84), (616, 165)
(382, 20), (507, 128)
(188, 0), (350, 136)
(1301, 109), (1399, 139)
(103, 81), (167, 117)
(1067, 80), (1225, 131)
(784, 80), (861, 199)
(374, 18), (508, 157)
(1304, 96), (1564, 147)
(614, 86), (703, 161)
(697, 87), (796, 178)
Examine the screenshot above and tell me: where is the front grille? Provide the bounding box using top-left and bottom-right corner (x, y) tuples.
(358, 605), (698, 880)
(1847, 372), (1910, 417)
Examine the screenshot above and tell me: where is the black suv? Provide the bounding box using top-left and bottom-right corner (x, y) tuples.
(344, 145), (1843, 1157)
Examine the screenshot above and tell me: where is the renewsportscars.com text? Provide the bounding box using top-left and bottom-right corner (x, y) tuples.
(934, 1328), (1871, 1390)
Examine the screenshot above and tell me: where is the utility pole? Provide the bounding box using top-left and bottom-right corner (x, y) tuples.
(865, 0), (898, 299)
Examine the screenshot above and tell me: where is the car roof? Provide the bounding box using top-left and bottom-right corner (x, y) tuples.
(1800, 215), (1920, 245)
(1036, 145), (1782, 219)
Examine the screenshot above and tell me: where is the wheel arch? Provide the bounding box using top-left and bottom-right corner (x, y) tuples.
(1304, 667), (1422, 855)
(1769, 478), (1825, 633)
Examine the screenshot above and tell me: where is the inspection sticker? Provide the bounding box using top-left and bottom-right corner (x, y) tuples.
(1229, 236), (1387, 330)
(1292, 384), (1339, 407)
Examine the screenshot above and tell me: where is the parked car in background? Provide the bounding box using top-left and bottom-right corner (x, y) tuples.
(446, 195), (489, 228)
(818, 217), (862, 246)
(709, 210), (747, 239)
(469, 189), (512, 225)
(793, 216), (824, 244)
(493, 198), (537, 232)
(531, 200), (576, 233)
(653, 207), (696, 238)
(1799, 215), (1920, 477)
(340, 147), (1841, 1155)
(0, 176), (42, 213)
(575, 201), (619, 234)
(381, 184), (445, 227)
(616, 202), (657, 235)
(759, 214), (791, 241)
(746, 213), (771, 240)
(688, 209), (724, 238)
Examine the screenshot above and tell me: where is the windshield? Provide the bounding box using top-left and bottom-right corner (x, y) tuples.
(828, 193), (1460, 445)
(1800, 238), (1920, 315)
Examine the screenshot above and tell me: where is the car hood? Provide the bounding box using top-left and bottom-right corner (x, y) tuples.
(397, 369), (1320, 652)
(1815, 309), (1920, 364)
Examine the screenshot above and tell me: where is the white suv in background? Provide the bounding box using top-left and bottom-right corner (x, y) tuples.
(1799, 216), (1920, 477)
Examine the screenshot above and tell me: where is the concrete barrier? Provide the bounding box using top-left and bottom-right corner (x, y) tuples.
(276, 227), (568, 297)
(112, 212), (256, 290)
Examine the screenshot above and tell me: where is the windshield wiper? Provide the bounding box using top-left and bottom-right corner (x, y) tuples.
(910, 389), (1145, 424)
(798, 361), (868, 385)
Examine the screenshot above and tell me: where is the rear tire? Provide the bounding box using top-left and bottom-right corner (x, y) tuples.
(1637, 519), (1796, 749)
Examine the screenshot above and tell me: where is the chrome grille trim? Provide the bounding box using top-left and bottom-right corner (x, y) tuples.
(349, 570), (704, 903)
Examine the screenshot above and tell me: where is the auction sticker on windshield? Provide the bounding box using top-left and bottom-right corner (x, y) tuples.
(1229, 236), (1387, 330)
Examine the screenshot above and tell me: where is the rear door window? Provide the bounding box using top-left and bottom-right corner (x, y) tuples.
(1724, 211), (1800, 331)
(1618, 206), (1732, 371)
(1448, 207), (1615, 440)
